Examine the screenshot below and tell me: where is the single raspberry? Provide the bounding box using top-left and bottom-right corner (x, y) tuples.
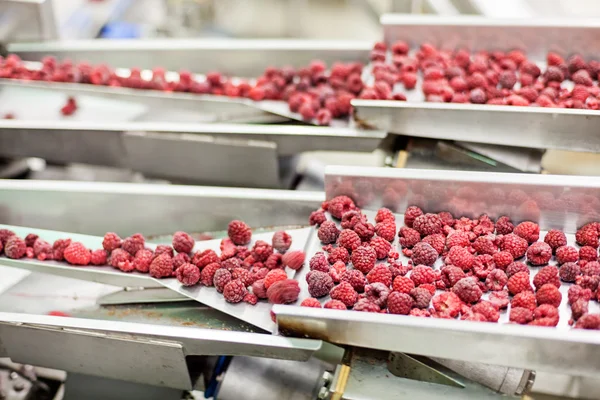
(472, 301), (499, 322)
(510, 307), (534, 324)
(173, 253), (191, 269)
(514, 222), (540, 243)
(571, 298), (589, 321)
(264, 253), (282, 270)
(526, 242), (552, 266)
(328, 195), (356, 219)
(387, 292), (414, 315)
(308, 271), (334, 297)
(574, 313), (600, 329)
(102, 232), (122, 252)
(507, 271), (532, 295)
(419, 283), (436, 296)
(410, 308), (431, 317)
(485, 269), (508, 291)
(228, 220), (252, 245)
(473, 215), (495, 237)
(328, 246), (349, 265)
(543, 229), (567, 252)
(532, 304), (560, 326)
(536, 284), (562, 308)
(512, 291), (537, 311)
(232, 267), (253, 286)
(576, 223), (599, 248)
(469, 88), (487, 103)
(354, 222), (375, 242)
(557, 262), (579, 283)
(489, 290), (510, 309)
(472, 236), (497, 255)
(301, 298), (321, 308)
(0, 229), (15, 247)
(149, 253), (173, 278)
(351, 245), (377, 273)
(154, 245), (174, 259)
(62, 242), (91, 266)
(452, 278), (482, 303)
(264, 269), (288, 289)
(220, 238), (237, 260)
(461, 312), (488, 322)
(392, 276), (415, 293)
(329, 260), (346, 283)
(579, 246), (598, 261)
(200, 262), (221, 286)
(251, 240), (272, 262)
(272, 231), (292, 253)
(411, 242), (438, 267)
(341, 210), (365, 230)
(581, 261), (600, 277)
(309, 252), (330, 272)
(243, 293), (258, 305)
(267, 279), (300, 304)
(213, 269), (232, 293)
(353, 299), (380, 312)
(90, 249), (108, 266)
(422, 234), (445, 255)
(122, 233), (145, 256)
(441, 265), (465, 287)
(399, 227), (420, 248)
(366, 264), (392, 287)
(506, 261), (529, 278)
(175, 263), (201, 286)
(410, 265), (436, 286)
(4, 236), (26, 259)
(223, 279), (247, 303)
(492, 251), (513, 270)
(495, 216), (514, 235)
(375, 221), (396, 242)
(445, 246), (475, 270)
(250, 266), (269, 283)
(341, 269), (366, 292)
(33, 239), (52, 259)
(222, 257), (242, 271)
(369, 236), (391, 260)
(251, 279), (267, 299)
(318, 221), (340, 244)
(337, 229), (361, 252)
(413, 213), (443, 237)
(410, 287), (432, 309)
(309, 210), (327, 226)
(544, 66), (565, 82)
(500, 234), (528, 259)
(172, 231), (194, 254)
(576, 275), (600, 292)
(281, 250), (305, 271)
(404, 206), (423, 228)
(24, 233), (38, 248)
(432, 292), (463, 318)
(555, 246), (579, 264)
(330, 281), (358, 307)
(324, 300), (347, 310)
(375, 207), (395, 223)
(438, 211), (455, 227)
(109, 248), (131, 269)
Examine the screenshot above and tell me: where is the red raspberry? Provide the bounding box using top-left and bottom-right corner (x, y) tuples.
(375, 207), (395, 223)
(63, 242), (91, 266)
(251, 240), (273, 262)
(485, 269), (508, 291)
(337, 229), (361, 252)
(154, 245), (174, 259)
(33, 239), (52, 260)
(532, 304), (560, 326)
(267, 279), (300, 304)
(192, 249), (219, 269)
(200, 262), (221, 286)
(410, 308), (431, 317)
(472, 301), (500, 322)
(411, 242), (438, 267)
(264, 253), (282, 270)
(102, 232), (121, 252)
(581, 261), (600, 276)
(228, 220), (252, 245)
(513, 222), (540, 244)
(571, 298), (589, 321)
(354, 222), (375, 242)
(452, 277), (482, 303)
(330, 281), (358, 307)
(222, 257), (242, 271)
(149, 253), (173, 278)
(410, 265), (436, 286)
(328, 196), (356, 219)
(351, 245), (377, 274)
(445, 246), (475, 270)
(309, 252), (330, 272)
(220, 238), (237, 260)
(308, 271), (334, 297)
(512, 291), (537, 311)
(441, 265), (465, 287)
(543, 229), (567, 251)
(232, 267), (253, 286)
(392, 276), (415, 293)
(495, 216), (514, 235)
(387, 291), (414, 315)
(250, 266), (269, 283)
(410, 287), (432, 309)
(122, 233), (145, 256)
(506, 261), (529, 277)
(324, 300), (347, 310)
(579, 246), (598, 261)
(366, 264), (392, 287)
(473, 215), (495, 237)
(432, 292), (463, 318)
(328, 246), (350, 265)
(469, 88), (487, 104)
(413, 213), (443, 237)
(251, 279), (267, 299)
(309, 210), (327, 226)
(574, 313), (600, 329)
(223, 279), (247, 303)
(555, 246), (579, 264)
(370, 236), (392, 260)
(558, 262), (579, 283)
(243, 293), (258, 305)
(472, 236), (496, 255)
(498, 70), (517, 89)
(175, 263), (201, 286)
(300, 298), (321, 308)
(576, 223), (599, 248)
(353, 299), (381, 312)
(341, 210), (365, 230)
(281, 250), (305, 271)
(419, 283), (436, 296)
(404, 206), (424, 228)
(532, 265), (560, 290)
(544, 66), (564, 82)
(438, 211), (455, 227)
(264, 269), (288, 289)
(24, 233), (38, 248)
(318, 221), (340, 244)
(489, 290), (510, 309)
(492, 251), (513, 269)
(375, 221), (396, 242)
(172, 231), (194, 254)
(90, 249), (108, 266)
(341, 269), (366, 292)
(4, 236), (26, 259)
(507, 271), (532, 295)
(329, 260), (346, 283)
(173, 253), (191, 269)
(422, 234), (445, 255)
(213, 269), (232, 293)
(526, 242), (552, 266)
(500, 234), (528, 259)
(510, 307), (534, 324)
(399, 227), (420, 248)
(446, 231), (471, 250)
(576, 275), (599, 292)
(109, 248), (131, 269)
(536, 284), (562, 308)
(272, 231), (292, 253)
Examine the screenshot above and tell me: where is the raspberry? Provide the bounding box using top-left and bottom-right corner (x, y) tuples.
(472, 301), (499, 322)
(370, 237), (391, 260)
(571, 298), (589, 321)
(452, 278), (482, 303)
(353, 222), (374, 242)
(309, 252), (330, 272)
(410, 287), (432, 309)
(470, 88), (487, 104)
(500, 234), (528, 259)
(353, 299), (380, 312)
(574, 313), (600, 330)
(109, 248), (131, 269)
(251, 240), (273, 262)
(122, 233), (145, 256)
(555, 246), (579, 264)
(512, 291), (537, 311)
(420, 283), (436, 296)
(413, 213), (443, 236)
(267, 279), (300, 304)
(200, 262), (221, 286)
(392, 276), (415, 293)
(309, 210), (327, 226)
(375, 221), (396, 242)
(404, 206), (423, 228)
(411, 242), (438, 267)
(441, 265), (465, 287)
(576, 223), (599, 248)
(308, 271), (334, 297)
(536, 284), (562, 308)
(90, 249), (108, 266)
(461, 312), (487, 322)
(410, 266), (436, 288)
(33, 239), (52, 259)
(576, 275), (599, 292)
(507, 271), (532, 295)
(222, 257), (242, 271)
(318, 221), (340, 244)
(154, 245), (174, 259)
(173, 253), (191, 269)
(581, 261), (600, 276)
(337, 229), (361, 252)
(432, 292), (463, 318)
(387, 292), (413, 315)
(328, 196), (356, 219)
(544, 66), (564, 82)
(543, 229), (567, 251)
(473, 215), (495, 237)
(498, 70), (517, 89)
(223, 279), (247, 303)
(445, 246), (474, 270)
(526, 242), (552, 266)
(492, 251), (513, 269)
(366, 264), (392, 287)
(351, 245), (377, 274)
(328, 246), (349, 265)
(24, 233), (38, 248)
(514, 222), (540, 244)
(228, 220), (252, 245)
(264, 269), (288, 289)
(4, 236), (26, 259)
(341, 269), (366, 292)
(489, 290), (510, 309)
(62, 242), (91, 266)
(324, 300), (347, 310)
(446, 231), (471, 250)
(250, 266), (269, 283)
(232, 267), (253, 286)
(172, 231), (194, 254)
(264, 253), (282, 270)
(329, 260), (346, 283)
(375, 207), (395, 223)
(251, 279), (267, 299)
(341, 210), (365, 230)
(472, 236), (496, 255)
(485, 269), (508, 291)
(532, 303), (560, 325)
(301, 298), (321, 308)
(175, 263), (201, 286)
(243, 293), (258, 305)
(272, 231), (292, 253)
(557, 262), (580, 284)
(506, 261), (529, 277)
(149, 253), (173, 278)
(330, 281), (358, 307)
(410, 308), (431, 317)
(495, 216), (514, 234)
(280, 250), (304, 271)
(438, 211), (455, 227)
(213, 269), (232, 293)
(579, 246), (598, 261)
(510, 307), (534, 324)
(399, 227), (420, 248)
(220, 238), (237, 260)
(422, 234), (445, 255)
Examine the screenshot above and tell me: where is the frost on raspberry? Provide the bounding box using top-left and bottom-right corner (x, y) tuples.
(472, 236), (497, 255)
(495, 216), (514, 235)
(337, 229), (361, 252)
(422, 234), (445, 255)
(192, 249), (219, 269)
(410, 287), (432, 309)
(301, 298), (321, 308)
(473, 215), (495, 237)
(526, 242), (552, 266)
(375, 221), (396, 242)
(399, 227), (420, 248)
(370, 236), (392, 260)
(328, 196), (356, 219)
(571, 298), (589, 321)
(472, 301), (499, 322)
(489, 290), (509, 309)
(543, 229), (567, 252)
(341, 269), (366, 292)
(404, 206), (423, 228)
(63, 242), (91, 266)
(149, 253), (174, 279)
(33, 239), (52, 260)
(452, 277), (482, 303)
(102, 232), (122, 252)
(532, 304), (560, 326)
(267, 279), (300, 304)
(366, 264), (392, 287)
(175, 263), (201, 286)
(90, 249), (108, 266)
(446, 231), (471, 250)
(485, 269), (508, 291)
(411, 242), (438, 267)
(172, 231), (195, 254)
(375, 207), (395, 224)
(413, 213), (443, 236)
(173, 253), (191, 269)
(228, 220), (252, 245)
(214, 269), (232, 293)
(445, 246), (475, 270)
(576, 275), (599, 292)
(513, 221), (540, 244)
(330, 281), (358, 307)
(432, 292), (463, 318)
(536, 284), (562, 308)
(506, 261), (529, 278)
(392, 276), (415, 293)
(122, 233), (145, 256)
(574, 313), (600, 330)
(4, 236), (26, 259)
(354, 222), (375, 242)
(309, 252), (330, 272)
(510, 307), (533, 324)
(200, 262), (221, 286)
(353, 298), (381, 312)
(351, 245), (377, 274)
(223, 279), (248, 303)
(328, 246), (350, 265)
(579, 246), (598, 262)
(154, 245), (174, 259)
(473, 254), (495, 280)
(440, 265), (465, 288)
(309, 210), (327, 226)
(341, 210), (365, 230)
(308, 271), (334, 297)
(492, 251), (513, 270)
(324, 300), (347, 310)
(500, 234), (528, 259)
(410, 265), (436, 286)
(576, 223), (600, 248)
(387, 292), (413, 315)
(512, 291), (537, 311)
(318, 221), (340, 244)
(507, 271), (532, 295)
(555, 245), (579, 264)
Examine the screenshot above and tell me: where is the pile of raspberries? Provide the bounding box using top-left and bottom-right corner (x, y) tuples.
(0, 222), (305, 306)
(368, 40), (600, 108)
(304, 196), (600, 330)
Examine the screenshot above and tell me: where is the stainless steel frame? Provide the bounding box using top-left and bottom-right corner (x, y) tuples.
(0, 0), (58, 43)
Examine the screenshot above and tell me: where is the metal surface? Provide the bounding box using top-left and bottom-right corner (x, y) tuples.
(96, 288), (191, 306)
(0, 0), (58, 42)
(8, 39), (372, 77)
(387, 353), (465, 389)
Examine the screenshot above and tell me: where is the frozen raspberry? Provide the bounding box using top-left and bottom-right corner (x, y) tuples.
(404, 206), (423, 228)
(89, 249), (107, 266)
(213, 269), (232, 293)
(175, 263), (201, 286)
(452, 278), (482, 303)
(354, 222), (375, 242)
(576, 223), (599, 248)
(366, 264), (392, 287)
(264, 253), (282, 270)
(337, 229), (361, 252)
(328, 246), (350, 265)
(514, 222), (540, 244)
(351, 245), (377, 274)
(461, 312), (487, 322)
(329, 260), (346, 283)
(536, 284), (562, 308)
(472, 301), (499, 322)
(510, 307), (533, 324)
(308, 271), (334, 297)
(223, 279), (247, 303)
(250, 266), (269, 283)
(410, 287), (432, 309)
(251, 240), (272, 262)
(242, 293), (258, 305)
(0, 229), (15, 247)
(122, 233), (145, 256)
(500, 234), (528, 259)
(353, 299), (380, 312)
(62, 242), (91, 266)
(172, 231), (195, 254)
(271, 231), (292, 253)
(149, 253), (173, 278)
(222, 257), (242, 271)
(232, 267), (253, 286)
(24, 233), (38, 248)
(301, 298), (321, 308)
(324, 300), (347, 310)
(555, 246), (579, 264)
(410, 308), (431, 317)
(440, 265), (465, 287)
(101, 232), (122, 253)
(575, 313), (600, 329)
(438, 211), (455, 227)
(109, 248), (131, 269)
(411, 243), (438, 267)
(495, 216), (514, 234)
(220, 238), (237, 260)
(309, 210), (327, 226)
(267, 279), (300, 304)
(369, 237), (391, 260)
(432, 292), (463, 318)
(544, 66), (565, 82)
(571, 298), (589, 321)
(340, 210), (364, 230)
(328, 196), (356, 219)
(387, 292), (413, 315)
(506, 261), (529, 278)
(341, 269), (366, 292)
(173, 253), (191, 269)
(281, 250), (304, 271)
(228, 220), (252, 245)
(445, 231), (470, 250)
(330, 281), (359, 307)
(445, 246), (475, 270)
(473, 215), (495, 237)
(375, 207), (395, 223)
(492, 251), (513, 270)
(485, 269), (508, 291)
(422, 234), (445, 255)
(489, 290), (510, 309)
(526, 242), (552, 266)
(309, 252), (330, 272)
(251, 279), (267, 299)
(264, 269), (288, 289)
(410, 265), (435, 286)
(154, 245), (174, 259)
(512, 291), (537, 311)
(557, 262), (579, 283)
(420, 283), (436, 296)
(543, 229), (566, 252)
(399, 227), (420, 248)
(507, 271), (532, 295)
(576, 275), (599, 292)
(532, 304), (560, 325)
(4, 236), (25, 259)
(581, 261), (600, 277)
(33, 239), (52, 259)
(472, 236), (496, 255)
(375, 221), (396, 242)
(579, 246), (598, 261)
(198, 262), (219, 286)
(318, 221), (339, 244)
(392, 276), (415, 293)
(413, 213), (443, 237)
